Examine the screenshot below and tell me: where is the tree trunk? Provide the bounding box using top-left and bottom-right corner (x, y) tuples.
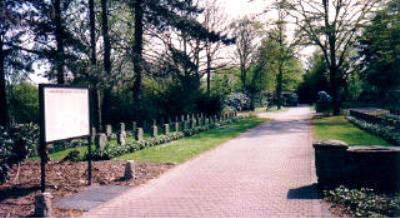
(101, 0), (112, 124)
(240, 64), (246, 92)
(89, 0), (102, 130)
(133, 0), (144, 103)
(0, 36), (9, 127)
(54, 0), (65, 84)
(206, 52), (211, 95)
(276, 63), (283, 110)
(330, 66), (340, 115)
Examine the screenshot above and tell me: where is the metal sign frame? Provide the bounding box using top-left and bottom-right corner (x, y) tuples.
(38, 84), (93, 192)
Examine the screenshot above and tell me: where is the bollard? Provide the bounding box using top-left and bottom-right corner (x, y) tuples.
(124, 161), (135, 180)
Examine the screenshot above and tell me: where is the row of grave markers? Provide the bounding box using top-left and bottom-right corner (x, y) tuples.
(92, 112), (237, 152)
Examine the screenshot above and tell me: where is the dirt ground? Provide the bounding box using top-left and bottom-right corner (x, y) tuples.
(0, 160), (174, 217)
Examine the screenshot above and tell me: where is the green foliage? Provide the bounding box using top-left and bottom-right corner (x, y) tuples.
(313, 116), (391, 146)
(7, 82), (39, 123)
(0, 123), (39, 184)
(117, 116), (264, 164)
(297, 52), (329, 104)
(347, 116), (400, 146)
(61, 149), (81, 162)
(325, 186), (400, 217)
(359, 2), (400, 97)
(92, 117), (238, 160)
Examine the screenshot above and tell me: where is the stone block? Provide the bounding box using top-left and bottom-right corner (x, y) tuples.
(174, 122), (180, 132)
(95, 133), (108, 153)
(124, 161), (135, 180)
(135, 128), (144, 141)
(120, 122), (125, 132)
(117, 133), (126, 146)
(163, 124), (170, 135)
(91, 127), (96, 142)
(34, 192), (53, 217)
(106, 125), (112, 137)
(151, 125), (158, 137)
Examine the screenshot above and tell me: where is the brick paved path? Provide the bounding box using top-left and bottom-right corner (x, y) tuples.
(84, 107), (330, 217)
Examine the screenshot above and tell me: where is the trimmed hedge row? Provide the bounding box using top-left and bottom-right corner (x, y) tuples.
(347, 116), (400, 146)
(91, 118), (238, 160)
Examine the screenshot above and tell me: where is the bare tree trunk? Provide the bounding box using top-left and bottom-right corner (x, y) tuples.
(54, 0), (65, 84)
(89, 0), (102, 130)
(133, 0), (144, 104)
(240, 64), (246, 92)
(206, 51), (211, 95)
(101, 0), (112, 124)
(0, 35), (9, 127)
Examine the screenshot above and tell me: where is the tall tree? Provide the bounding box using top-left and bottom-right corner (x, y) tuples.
(101, 0), (112, 124)
(30, 0), (86, 84)
(129, 0), (232, 116)
(282, 0), (383, 115)
(202, 0), (230, 95)
(230, 17), (261, 93)
(0, 1), (33, 126)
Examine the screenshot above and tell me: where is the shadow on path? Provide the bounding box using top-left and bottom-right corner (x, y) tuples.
(287, 183), (322, 200)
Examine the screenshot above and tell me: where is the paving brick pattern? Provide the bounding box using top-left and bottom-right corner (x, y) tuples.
(84, 107), (330, 217)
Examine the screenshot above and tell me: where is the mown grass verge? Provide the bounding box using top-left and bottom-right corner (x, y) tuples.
(115, 116), (265, 164)
(313, 115), (392, 146)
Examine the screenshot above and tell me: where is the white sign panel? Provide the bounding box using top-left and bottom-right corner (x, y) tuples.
(43, 87), (90, 143)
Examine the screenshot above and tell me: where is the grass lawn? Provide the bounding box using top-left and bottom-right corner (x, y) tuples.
(313, 116), (392, 146)
(116, 117), (265, 164)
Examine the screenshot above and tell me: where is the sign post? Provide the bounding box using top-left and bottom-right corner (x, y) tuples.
(39, 84), (91, 192)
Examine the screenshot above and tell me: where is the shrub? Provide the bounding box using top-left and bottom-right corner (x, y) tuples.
(0, 124), (39, 184)
(325, 186), (400, 217)
(224, 92), (251, 111)
(316, 91), (332, 113)
(347, 116), (400, 145)
(62, 150), (81, 162)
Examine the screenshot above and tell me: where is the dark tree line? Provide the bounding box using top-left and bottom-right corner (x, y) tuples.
(0, 0), (233, 127)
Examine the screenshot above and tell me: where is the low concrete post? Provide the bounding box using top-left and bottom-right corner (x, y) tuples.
(135, 128), (144, 141)
(163, 124), (170, 135)
(152, 125), (158, 137)
(34, 192), (53, 217)
(124, 160), (135, 180)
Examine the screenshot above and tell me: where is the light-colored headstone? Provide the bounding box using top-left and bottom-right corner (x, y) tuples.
(163, 124), (170, 135)
(181, 115), (185, 122)
(135, 128), (143, 141)
(35, 192), (53, 217)
(106, 125), (112, 137)
(95, 133), (108, 153)
(117, 133), (126, 146)
(120, 122), (125, 131)
(191, 119), (196, 129)
(184, 121), (189, 130)
(152, 125), (158, 137)
(174, 122), (180, 132)
(132, 121), (137, 135)
(124, 160), (135, 180)
(91, 127), (96, 142)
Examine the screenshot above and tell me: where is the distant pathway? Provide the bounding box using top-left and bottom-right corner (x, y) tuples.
(84, 106), (330, 217)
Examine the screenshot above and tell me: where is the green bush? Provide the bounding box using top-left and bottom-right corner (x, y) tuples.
(325, 186), (400, 217)
(62, 150), (81, 162)
(347, 116), (400, 145)
(90, 118), (238, 160)
(0, 124), (39, 184)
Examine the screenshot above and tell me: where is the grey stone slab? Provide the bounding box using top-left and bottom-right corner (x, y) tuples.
(54, 185), (130, 211)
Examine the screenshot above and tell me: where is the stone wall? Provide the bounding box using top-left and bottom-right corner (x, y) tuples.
(314, 140), (400, 192)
